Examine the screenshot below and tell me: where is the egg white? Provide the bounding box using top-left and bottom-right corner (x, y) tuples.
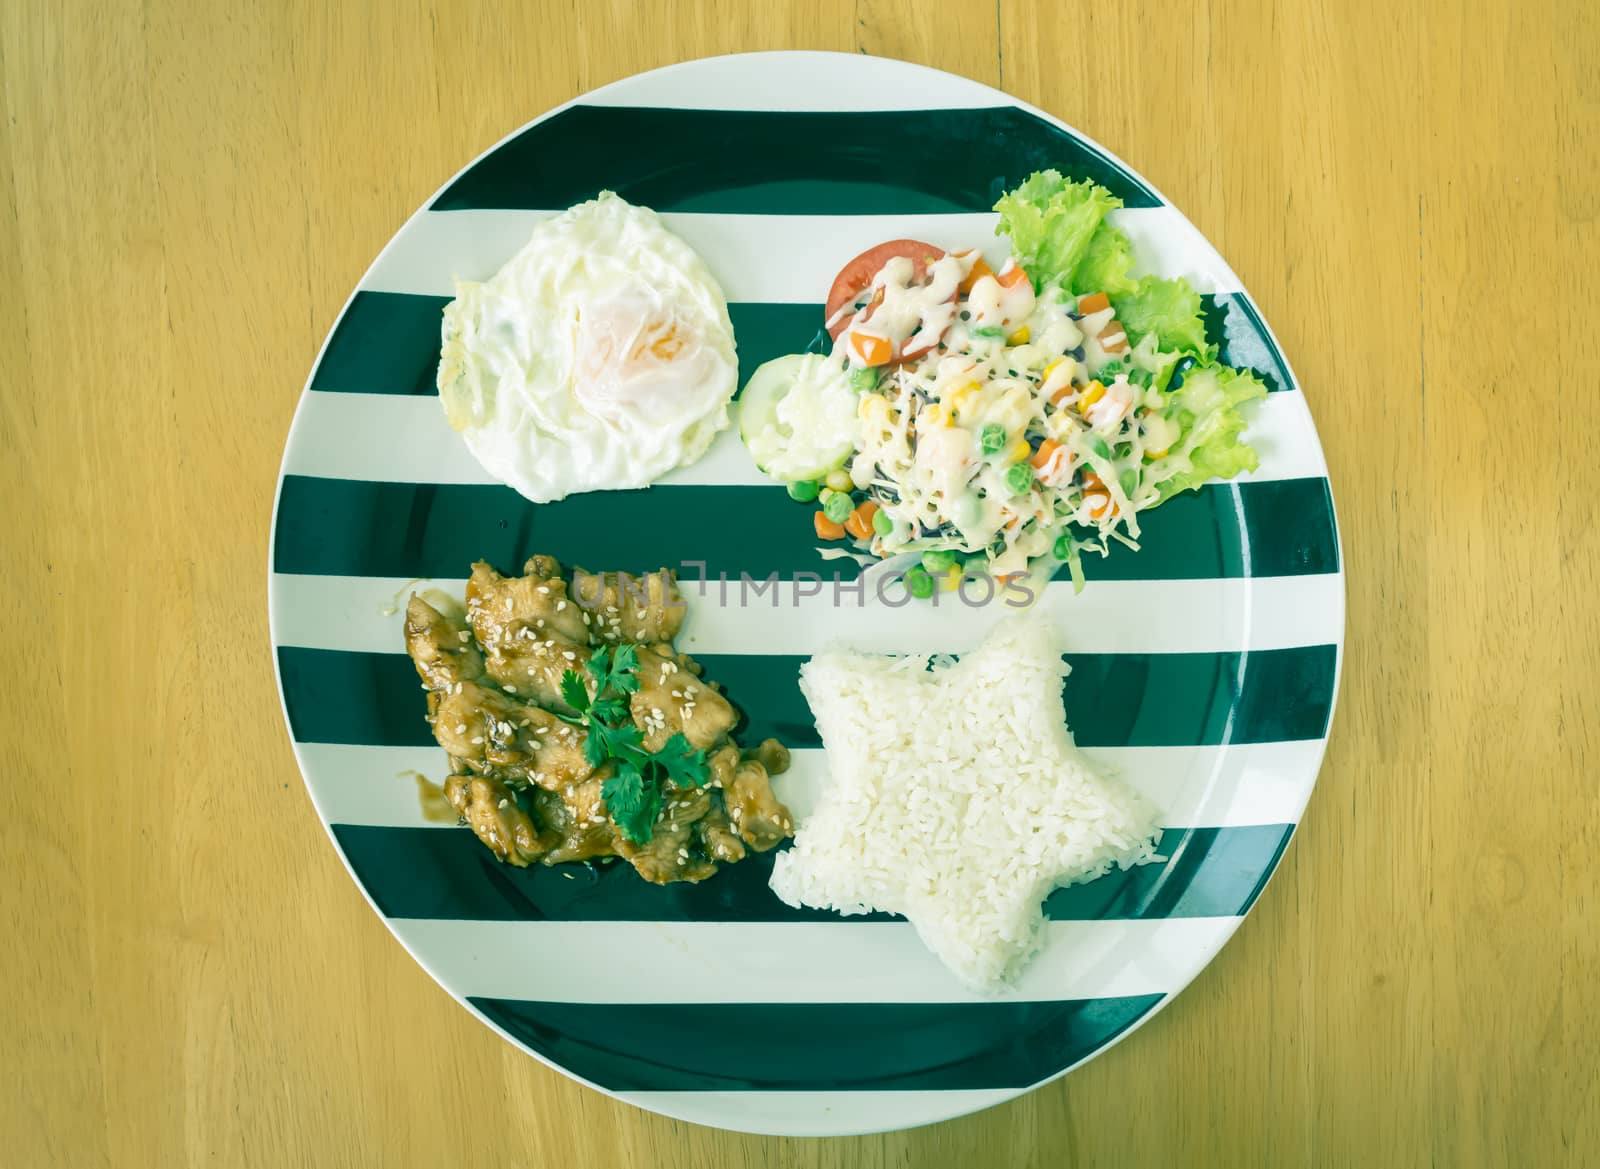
(436, 192), (738, 503)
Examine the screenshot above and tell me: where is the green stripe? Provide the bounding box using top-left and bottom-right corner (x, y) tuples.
(430, 105), (1160, 214)
(465, 994), (1163, 1091)
(272, 475), (1339, 582)
(308, 293), (1291, 398)
(1202, 293), (1294, 392)
(278, 645), (1336, 749)
(332, 823), (1292, 923)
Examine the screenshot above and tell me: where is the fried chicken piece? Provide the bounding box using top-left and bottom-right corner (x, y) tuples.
(570, 567), (686, 645)
(695, 796), (747, 864)
(444, 774), (551, 866)
(531, 777), (617, 864)
(724, 759), (794, 851)
(405, 595), (484, 690)
(465, 559), (592, 650)
(748, 738), (790, 776)
(613, 786), (719, 884)
(430, 681), (592, 788)
(629, 647), (737, 752)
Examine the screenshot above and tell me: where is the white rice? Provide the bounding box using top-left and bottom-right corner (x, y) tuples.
(769, 613), (1161, 990)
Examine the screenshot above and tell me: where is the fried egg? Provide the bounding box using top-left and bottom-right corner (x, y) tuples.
(436, 192), (737, 503)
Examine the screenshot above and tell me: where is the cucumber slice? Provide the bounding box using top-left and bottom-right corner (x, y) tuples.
(738, 353), (859, 482)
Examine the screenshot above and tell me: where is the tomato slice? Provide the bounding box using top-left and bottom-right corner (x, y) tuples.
(825, 239), (946, 339)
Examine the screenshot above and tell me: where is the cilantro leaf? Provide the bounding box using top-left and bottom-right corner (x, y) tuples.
(559, 669), (590, 712)
(587, 645), (613, 692)
(610, 644), (641, 695)
(652, 732), (709, 789)
(601, 761), (661, 844)
(584, 720), (643, 769)
(590, 696), (628, 725)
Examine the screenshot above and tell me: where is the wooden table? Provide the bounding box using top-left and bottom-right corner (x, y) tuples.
(4, 2), (1596, 1165)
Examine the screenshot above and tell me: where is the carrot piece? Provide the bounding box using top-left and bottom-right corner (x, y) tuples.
(814, 511), (847, 540)
(1082, 472), (1105, 493)
(1098, 323), (1129, 354)
(959, 252), (995, 293)
(996, 259), (1031, 289)
(1050, 385), (1075, 407)
(1077, 292), (1111, 314)
(844, 499), (879, 540)
(1030, 438), (1062, 470)
(1086, 493), (1113, 519)
(849, 330), (893, 367)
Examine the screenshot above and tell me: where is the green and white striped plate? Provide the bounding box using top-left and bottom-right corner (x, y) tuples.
(269, 51), (1342, 1137)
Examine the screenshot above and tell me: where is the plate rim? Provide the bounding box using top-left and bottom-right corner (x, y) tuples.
(266, 48), (1346, 1138)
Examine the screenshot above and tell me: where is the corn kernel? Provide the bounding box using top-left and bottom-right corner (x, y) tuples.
(948, 381), (982, 418)
(1008, 438), (1031, 463)
(825, 468), (853, 492)
(1007, 324), (1031, 345)
(1078, 381), (1107, 412)
(938, 565), (964, 591)
(859, 395), (890, 424)
(1145, 446), (1170, 460)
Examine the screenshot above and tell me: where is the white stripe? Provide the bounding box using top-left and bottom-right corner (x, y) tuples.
(359, 206), (1243, 301)
(578, 51), (1009, 112)
(270, 570), (1342, 657)
(607, 1090), (1020, 1139)
(395, 915), (1233, 1005)
(296, 739), (1322, 831)
(279, 387), (1324, 485)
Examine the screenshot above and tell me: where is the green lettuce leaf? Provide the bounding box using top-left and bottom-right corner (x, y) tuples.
(1151, 365), (1269, 503)
(994, 170), (1122, 288)
(1071, 221), (1137, 297)
(1111, 275), (1213, 358)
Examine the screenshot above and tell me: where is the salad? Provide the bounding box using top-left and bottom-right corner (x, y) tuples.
(739, 170), (1268, 594)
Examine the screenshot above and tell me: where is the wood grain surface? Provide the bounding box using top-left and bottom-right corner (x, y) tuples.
(3, 1), (1597, 1165)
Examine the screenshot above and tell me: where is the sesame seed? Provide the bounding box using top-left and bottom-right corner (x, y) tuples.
(504, 684), (517, 694)
(455, 723), (467, 734)
(471, 735), (484, 745)
(537, 586), (549, 594)
(562, 651), (576, 661)
(556, 601), (567, 611)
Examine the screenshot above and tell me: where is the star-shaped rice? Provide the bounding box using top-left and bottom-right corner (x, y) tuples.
(770, 614), (1160, 989)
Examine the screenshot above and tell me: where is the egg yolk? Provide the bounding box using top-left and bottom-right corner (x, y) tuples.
(573, 294), (708, 425)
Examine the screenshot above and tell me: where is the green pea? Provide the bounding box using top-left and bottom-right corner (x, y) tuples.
(1053, 534), (1073, 560)
(872, 507), (894, 537)
(1005, 462), (1034, 494)
(823, 491), (854, 524)
(1099, 359), (1125, 378)
(905, 565), (934, 598)
(787, 479), (820, 503)
(979, 423), (1007, 455)
(849, 366), (880, 393)
(920, 549), (958, 573)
